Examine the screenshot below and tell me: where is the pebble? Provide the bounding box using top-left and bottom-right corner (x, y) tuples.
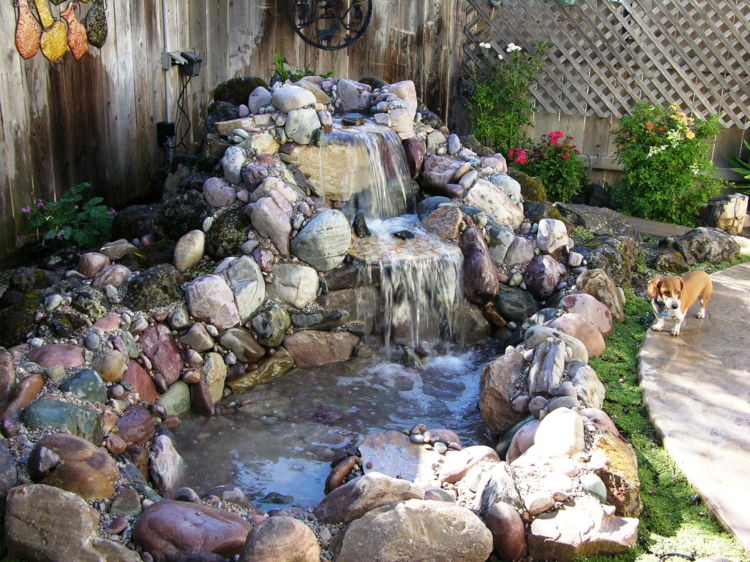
(106, 516), (128, 535)
(84, 334), (101, 351)
(206, 325), (219, 338)
(29, 338), (44, 348)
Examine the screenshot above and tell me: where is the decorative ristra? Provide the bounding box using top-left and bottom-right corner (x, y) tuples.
(15, 0), (41, 60)
(84, 0), (107, 49)
(33, 0), (67, 62)
(61, 4), (88, 60)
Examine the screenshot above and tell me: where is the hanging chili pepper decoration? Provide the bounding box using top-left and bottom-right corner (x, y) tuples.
(85, 0), (107, 49)
(15, 0), (41, 60)
(34, 0), (68, 62)
(61, 3), (88, 60)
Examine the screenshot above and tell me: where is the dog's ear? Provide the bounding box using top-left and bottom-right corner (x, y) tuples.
(647, 278), (661, 299)
(677, 277), (684, 294)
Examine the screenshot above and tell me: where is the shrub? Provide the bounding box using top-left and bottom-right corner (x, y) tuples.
(273, 53), (334, 83)
(21, 183), (114, 249)
(509, 131), (588, 202)
(612, 102), (726, 225)
(467, 42), (547, 154)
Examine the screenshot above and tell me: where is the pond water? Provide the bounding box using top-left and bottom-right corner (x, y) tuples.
(173, 341), (501, 510)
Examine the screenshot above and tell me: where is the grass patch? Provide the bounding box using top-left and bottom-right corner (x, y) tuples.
(577, 291), (746, 561)
(688, 253), (750, 275)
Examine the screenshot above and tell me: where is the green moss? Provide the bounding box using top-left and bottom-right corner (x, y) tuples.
(687, 253), (750, 275)
(509, 169), (547, 203)
(576, 291), (745, 561)
(570, 226), (595, 243)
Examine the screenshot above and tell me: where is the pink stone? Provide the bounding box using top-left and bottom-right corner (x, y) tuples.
(549, 313), (606, 357)
(77, 252), (110, 278)
(116, 405), (155, 446)
(561, 293), (613, 338)
(139, 324), (183, 385)
(203, 177), (237, 208)
(92, 264), (131, 289)
(93, 314), (121, 331)
(123, 360), (158, 404)
(438, 446), (500, 483)
(184, 275), (240, 331)
(141, 234), (155, 246)
(27, 344), (84, 368)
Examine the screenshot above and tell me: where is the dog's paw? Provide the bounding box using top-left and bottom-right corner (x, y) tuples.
(670, 327), (680, 336)
(697, 309), (705, 319)
(651, 324), (664, 332)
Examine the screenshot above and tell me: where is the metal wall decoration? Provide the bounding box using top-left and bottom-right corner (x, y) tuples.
(15, 0), (41, 60)
(84, 0), (107, 49)
(61, 4), (88, 60)
(13, 0), (103, 62)
(286, 0), (372, 50)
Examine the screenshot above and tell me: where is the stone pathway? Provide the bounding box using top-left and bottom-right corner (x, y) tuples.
(639, 263), (750, 555)
(623, 215), (691, 238)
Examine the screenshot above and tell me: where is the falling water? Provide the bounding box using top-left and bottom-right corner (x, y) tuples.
(350, 215), (465, 357)
(317, 122), (415, 220)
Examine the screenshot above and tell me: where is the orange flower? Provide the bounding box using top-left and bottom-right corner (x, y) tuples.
(645, 122), (654, 131)
(631, 137), (637, 143)
(657, 127), (665, 133)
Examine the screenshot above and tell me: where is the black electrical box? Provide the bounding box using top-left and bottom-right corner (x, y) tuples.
(180, 51), (202, 77)
(157, 122), (176, 146)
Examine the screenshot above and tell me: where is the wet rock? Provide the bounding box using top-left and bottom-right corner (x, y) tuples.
(268, 264), (319, 309)
(191, 381), (215, 417)
(174, 230), (205, 270)
(464, 179), (524, 230)
(123, 264), (183, 312)
(439, 446), (500, 484)
(6, 484), (141, 562)
(285, 107), (321, 145)
(141, 324), (184, 385)
(123, 360), (158, 404)
(549, 313), (606, 358)
(78, 252), (111, 278)
(359, 431), (442, 485)
(134, 499), (252, 562)
(186, 275), (240, 330)
(528, 495), (639, 559)
(0, 374), (44, 420)
(20, 399), (103, 445)
(534, 407), (584, 458)
(224, 256), (265, 323)
(156, 381), (191, 417)
(28, 433), (118, 483)
(283, 331), (359, 368)
(251, 303), (291, 347)
(199, 353), (227, 403)
(116, 405), (155, 446)
(315, 472), (424, 524)
(291, 210), (351, 272)
(463, 302), (492, 345)
(423, 205), (463, 240)
(38, 461), (115, 501)
(240, 516), (320, 562)
(402, 137), (426, 176)
(154, 190), (214, 241)
(227, 348), (294, 391)
(220, 328), (265, 363)
(150, 435), (185, 494)
(334, 499), (492, 562)
(493, 285), (540, 323)
(479, 347), (527, 435)
(27, 344), (84, 368)
(420, 155), (463, 192)
(460, 227), (499, 305)
(525, 325), (588, 364)
(589, 432), (642, 517)
(524, 255), (568, 300)
(290, 309), (349, 332)
(59, 369), (106, 405)
(486, 501), (527, 562)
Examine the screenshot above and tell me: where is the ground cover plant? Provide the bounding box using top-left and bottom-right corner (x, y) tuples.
(611, 102), (726, 226)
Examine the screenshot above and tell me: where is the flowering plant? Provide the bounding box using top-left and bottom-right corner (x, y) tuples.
(612, 102), (726, 225)
(510, 130), (588, 202)
(21, 183), (115, 249)
(467, 41), (547, 154)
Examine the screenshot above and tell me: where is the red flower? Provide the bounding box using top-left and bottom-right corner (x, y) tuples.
(562, 152), (570, 160)
(547, 130), (565, 144)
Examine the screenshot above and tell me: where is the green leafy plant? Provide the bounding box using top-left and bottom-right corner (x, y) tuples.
(273, 53), (334, 83)
(467, 41), (547, 154)
(727, 139), (750, 185)
(508, 130), (588, 202)
(21, 183), (114, 249)
(612, 102), (726, 225)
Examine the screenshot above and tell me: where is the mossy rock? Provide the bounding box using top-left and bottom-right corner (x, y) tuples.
(649, 250), (690, 274)
(153, 191), (214, 241)
(9, 267), (57, 292)
(359, 76), (387, 90)
(0, 291), (42, 348)
(214, 77), (268, 106)
(458, 135), (495, 157)
(576, 236), (632, 288)
(508, 169), (546, 203)
(417, 109), (444, 129)
(197, 134), (232, 172)
(206, 102), (240, 135)
(123, 264), (183, 312)
(205, 207), (253, 260)
(128, 240), (178, 270)
(39, 310), (89, 340)
(71, 286), (110, 321)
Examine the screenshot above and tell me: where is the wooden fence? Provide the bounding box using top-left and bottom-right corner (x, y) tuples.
(0, 0), (466, 267)
(458, 0), (750, 185)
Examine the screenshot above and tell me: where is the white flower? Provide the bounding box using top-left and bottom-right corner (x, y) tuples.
(479, 42), (490, 49)
(498, 54), (504, 60)
(506, 43), (522, 53)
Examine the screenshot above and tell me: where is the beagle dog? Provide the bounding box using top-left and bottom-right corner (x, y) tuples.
(647, 270), (713, 336)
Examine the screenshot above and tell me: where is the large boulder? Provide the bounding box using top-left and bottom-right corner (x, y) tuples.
(20, 400), (103, 445)
(268, 264), (319, 309)
(460, 227), (499, 305)
(315, 472), (424, 524)
(464, 180), (524, 230)
(479, 347), (527, 435)
(250, 193), (293, 257)
(240, 516), (320, 562)
(524, 255), (567, 300)
(549, 313), (606, 358)
(272, 85), (316, 112)
(133, 500), (253, 562)
(671, 227), (740, 264)
(561, 293), (613, 337)
(575, 236), (633, 288)
(223, 256), (265, 323)
(533, 407), (584, 458)
(554, 203), (636, 239)
(576, 269), (624, 323)
(283, 331), (359, 367)
(493, 285), (540, 323)
(206, 207), (253, 260)
(291, 210), (351, 272)
(5, 485), (141, 562)
(112, 203), (159, 241)
(588, 432), (642, 517)
(153, 190), (214, 241)
(185, 275), (240, 330)
(334, 500), (493, 562)
(123, 264), (183, 312)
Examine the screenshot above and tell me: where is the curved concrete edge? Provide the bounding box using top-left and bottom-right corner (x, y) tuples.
(638, 263), (750, 557)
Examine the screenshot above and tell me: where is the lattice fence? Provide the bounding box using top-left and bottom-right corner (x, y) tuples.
(461, 0), (750, 129)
